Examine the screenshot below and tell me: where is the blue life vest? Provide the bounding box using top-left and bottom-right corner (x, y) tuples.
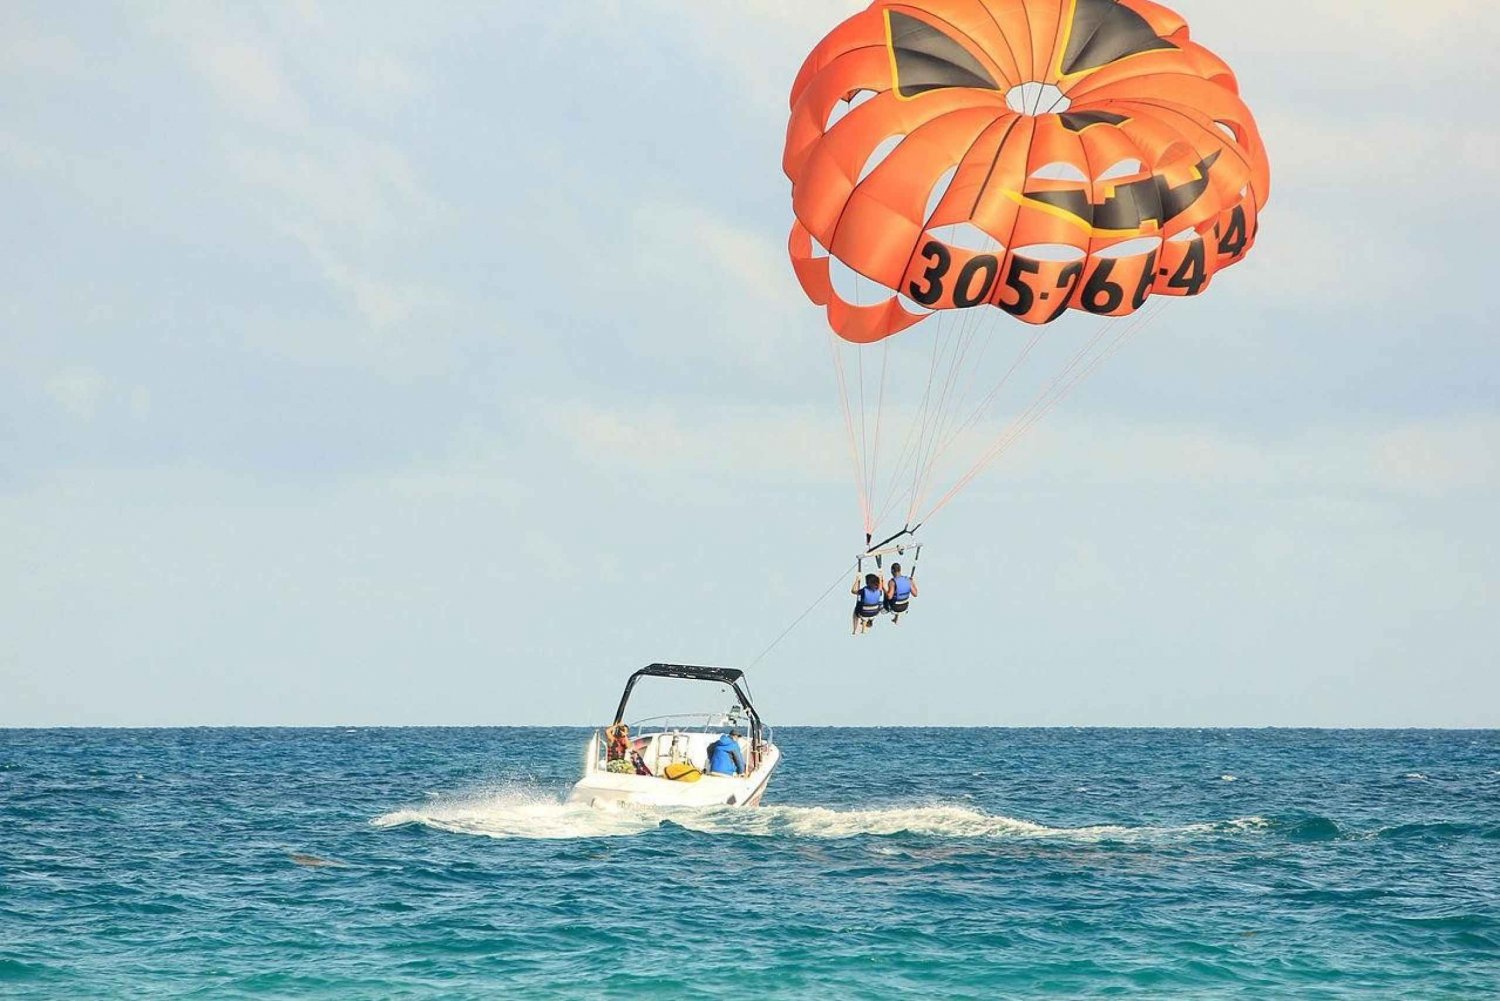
(708, 735), (742, 775)
(891, 574), (913, 601)
(857, 586), (884, 617)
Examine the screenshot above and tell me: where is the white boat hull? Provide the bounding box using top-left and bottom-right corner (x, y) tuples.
(569, 745), (781, 809)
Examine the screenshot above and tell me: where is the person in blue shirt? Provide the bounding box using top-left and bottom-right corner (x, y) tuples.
(707, 729), (745, 776)
(884, 561), (919, 623)
(851, 572), (885, 634)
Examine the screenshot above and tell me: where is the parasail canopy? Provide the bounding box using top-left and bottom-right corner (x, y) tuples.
(785, 0), (1270, 342)
(781, 0), (1270, 544)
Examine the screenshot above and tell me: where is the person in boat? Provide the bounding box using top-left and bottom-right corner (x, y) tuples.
(852, 572), (885, 634)
(628, 748), (652, 776)
(707, 728), (746, 776)
(884, 561), (918, 623)
(605, 723), (630, 762)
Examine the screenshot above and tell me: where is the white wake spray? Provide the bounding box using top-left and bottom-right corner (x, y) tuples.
(372, 786), (1269, 843)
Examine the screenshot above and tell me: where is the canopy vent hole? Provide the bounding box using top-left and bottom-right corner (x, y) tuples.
(1006, 82), (1071, 116)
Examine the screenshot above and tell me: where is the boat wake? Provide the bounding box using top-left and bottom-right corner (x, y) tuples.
(372, 788), (665, 840)
(371, 787), (1270, 843)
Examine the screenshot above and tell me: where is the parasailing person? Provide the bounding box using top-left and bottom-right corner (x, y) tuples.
(851, 572), (886, 634)
(884, 562), (918, 623)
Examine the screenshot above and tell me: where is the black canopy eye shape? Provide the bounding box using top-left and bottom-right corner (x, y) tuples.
(1061, 0), (1177, 75)
(888, 12), (1001, 98)
(887, 2), (1179, 95)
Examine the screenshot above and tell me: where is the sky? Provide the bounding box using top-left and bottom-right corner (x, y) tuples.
(2, 1), (1497, 728)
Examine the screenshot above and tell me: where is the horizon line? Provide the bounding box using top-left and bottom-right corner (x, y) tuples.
(3, 723), (1497, 732)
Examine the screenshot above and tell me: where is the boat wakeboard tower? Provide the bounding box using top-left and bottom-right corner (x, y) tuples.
(568, 663), (781, 808)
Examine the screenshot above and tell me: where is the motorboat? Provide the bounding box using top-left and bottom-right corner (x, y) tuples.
(567, 663), (781, 808)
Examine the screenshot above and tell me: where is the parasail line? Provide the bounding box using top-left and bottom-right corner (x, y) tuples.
(867, 339), (891, 513)
(884, 310), (951, 529)
(826, 328), (872, 534)
(925, 311), (1146, 518)
(921, 299), (1168, 522)
(856, 337), (869, 512)
(745, 559), (859, 671)
(931, 302), (1005, 456)
(960, 305), (1158, 485)
(904, 300), (984, 525)
(909, 314), (1081, 516)
(905, 316), (972, 523)
(906, 289), (1002, 523)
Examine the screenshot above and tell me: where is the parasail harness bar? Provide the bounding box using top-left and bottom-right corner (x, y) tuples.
(860, 524), (923, 573)
(866, 523), (921, 554)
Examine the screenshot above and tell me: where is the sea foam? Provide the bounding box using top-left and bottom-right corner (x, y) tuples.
(372, 787), (1270, 844)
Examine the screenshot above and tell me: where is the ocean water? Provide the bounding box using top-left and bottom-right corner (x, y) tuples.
(2, 728), (1497, 999)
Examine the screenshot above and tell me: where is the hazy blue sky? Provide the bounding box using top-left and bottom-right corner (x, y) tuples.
(3, 1), (1497, 727)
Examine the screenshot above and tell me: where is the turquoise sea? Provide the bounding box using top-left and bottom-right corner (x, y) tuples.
(2, 728), (1497, 998)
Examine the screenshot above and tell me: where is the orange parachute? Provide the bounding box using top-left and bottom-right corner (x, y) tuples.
(784, 0), (1270, 342)
(781, 0), (1270, 553)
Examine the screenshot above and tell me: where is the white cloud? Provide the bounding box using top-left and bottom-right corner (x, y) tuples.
(149, 12), (442, 234)
(1189, 0), (1500, 80)
(1373, 419), (1500, 496)
(643, 200), (789, 305)
(628, 0), (864, 115)
(1261, 109), (1500, 196)
(228, 137), (442, 237)
(546, 399), (846, 482)
(128, 387), (152, 421)
(42, 369), (155, 424)
(632, 199), (793, 315)
(1226, 206), (1401, 308)
(544, 394), (1500, 505)
(369, 436), (524, 504)
(44, 368), (109, 420)
(146, 4), (314, 131)
(282, 222), (445, 331)
(149, 1), (435, 129)
(0, 25), (88, 79)
(189, 40), (309, 131)
(132, 3), (458, 374)
(348, 50), (426, 105)
(1001, 413), (1500, 500)
(0, 129), (55, 172)
(623, 198), (807, 375)
(222, 133), (451, 367)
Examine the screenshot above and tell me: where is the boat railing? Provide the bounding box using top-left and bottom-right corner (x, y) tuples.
(627, 712), (746, 734)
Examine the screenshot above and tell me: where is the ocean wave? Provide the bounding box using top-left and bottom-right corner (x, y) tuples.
(1374, 821), (1495, 842)
(1249, 816), (1496, 844)
(372, 788), (1271, 844)
(0, 956), (67, 983)
(1280, 815), (1345, 842)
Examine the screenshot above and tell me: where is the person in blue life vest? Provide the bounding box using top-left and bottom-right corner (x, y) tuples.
(707, 729), (745, 776)
(852, 571), (885, 634)
(884, 561), (919, 623)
